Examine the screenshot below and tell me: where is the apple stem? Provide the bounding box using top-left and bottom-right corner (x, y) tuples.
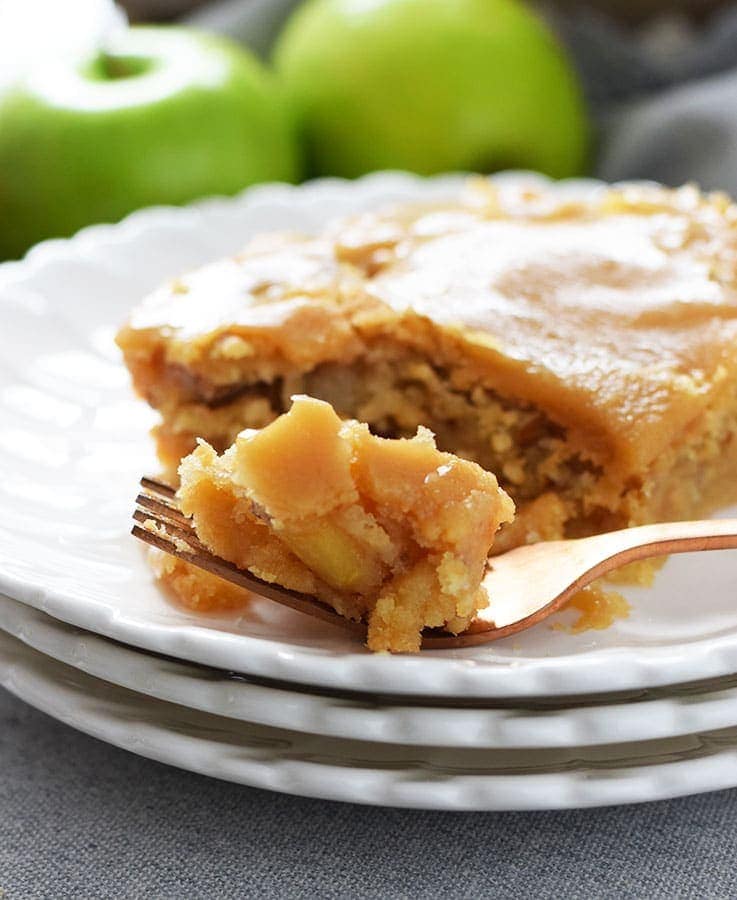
(87, 53), (152, 81)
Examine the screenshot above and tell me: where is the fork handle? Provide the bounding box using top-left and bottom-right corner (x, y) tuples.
(424, 518), (737, 648)
(583, 518), (737, 573)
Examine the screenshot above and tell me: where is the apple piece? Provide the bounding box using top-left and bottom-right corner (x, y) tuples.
(274, 0), (589, 180)
(0, 26), (300, 259)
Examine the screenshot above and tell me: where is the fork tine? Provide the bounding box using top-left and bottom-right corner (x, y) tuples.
(140, 476), (176, 499)
(132, 481), (365, 635)
(135, 491), (191, 529)
(132, 509), (212, 560)
(131, 522), (202, 558)
(133, 506), (196, 542)
(133, 480), (481, 646)
(131, 516), (366, 636)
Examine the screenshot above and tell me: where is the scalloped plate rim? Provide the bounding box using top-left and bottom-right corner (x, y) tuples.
(6, 593), (737, 749)
(2, 169), (737, 700)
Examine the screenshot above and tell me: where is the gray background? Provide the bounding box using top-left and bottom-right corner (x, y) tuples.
(3, 687), (737, 899)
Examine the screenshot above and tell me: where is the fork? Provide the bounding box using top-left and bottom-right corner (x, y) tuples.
(133, 477), (737, 649)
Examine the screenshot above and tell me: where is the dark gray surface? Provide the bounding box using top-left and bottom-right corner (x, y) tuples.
(3, 687), (737, 900)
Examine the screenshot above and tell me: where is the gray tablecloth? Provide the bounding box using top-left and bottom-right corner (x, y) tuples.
(3, 685), (737, 899)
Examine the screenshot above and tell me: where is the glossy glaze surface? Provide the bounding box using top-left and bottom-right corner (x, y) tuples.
(120, 179), (737, 469)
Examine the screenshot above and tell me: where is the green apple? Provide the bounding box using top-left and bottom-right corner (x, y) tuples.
(274, 0), (588, 179)
(0, 26), (300, 259)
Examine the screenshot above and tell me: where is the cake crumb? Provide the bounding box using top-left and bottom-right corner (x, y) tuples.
(142, 518), (191, 554)
(552, 583), (631, 634)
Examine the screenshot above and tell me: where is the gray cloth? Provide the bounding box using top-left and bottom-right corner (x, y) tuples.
(547, 5), (737, 104)
(597, 67), (737, 194)
(3, 685), (737, 899)
(187, 0), (300, 56)
(561, 3), (737, 195)
(555, 5), (737, 195)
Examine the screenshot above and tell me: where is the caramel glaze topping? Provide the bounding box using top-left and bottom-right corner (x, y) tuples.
(121, 179), (737, 476)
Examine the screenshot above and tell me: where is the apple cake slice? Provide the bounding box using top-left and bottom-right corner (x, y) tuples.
(118, 178), (737, 557)
(162, 396), (514, 652)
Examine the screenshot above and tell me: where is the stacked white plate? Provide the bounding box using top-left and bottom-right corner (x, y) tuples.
(3, 172), (737, 811)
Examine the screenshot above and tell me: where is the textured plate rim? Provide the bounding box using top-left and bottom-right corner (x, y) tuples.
(3, 169), (737, 699)
(5, 626), (737, 811)
(6, 593), (737, 749)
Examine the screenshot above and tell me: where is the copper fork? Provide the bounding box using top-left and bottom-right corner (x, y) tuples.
(133, 477), (737, 649)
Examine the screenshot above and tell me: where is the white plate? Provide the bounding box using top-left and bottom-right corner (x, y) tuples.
(2, 171), (737, 699)
(5, 592), (737, 749)
(5, 626), (737, 810)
